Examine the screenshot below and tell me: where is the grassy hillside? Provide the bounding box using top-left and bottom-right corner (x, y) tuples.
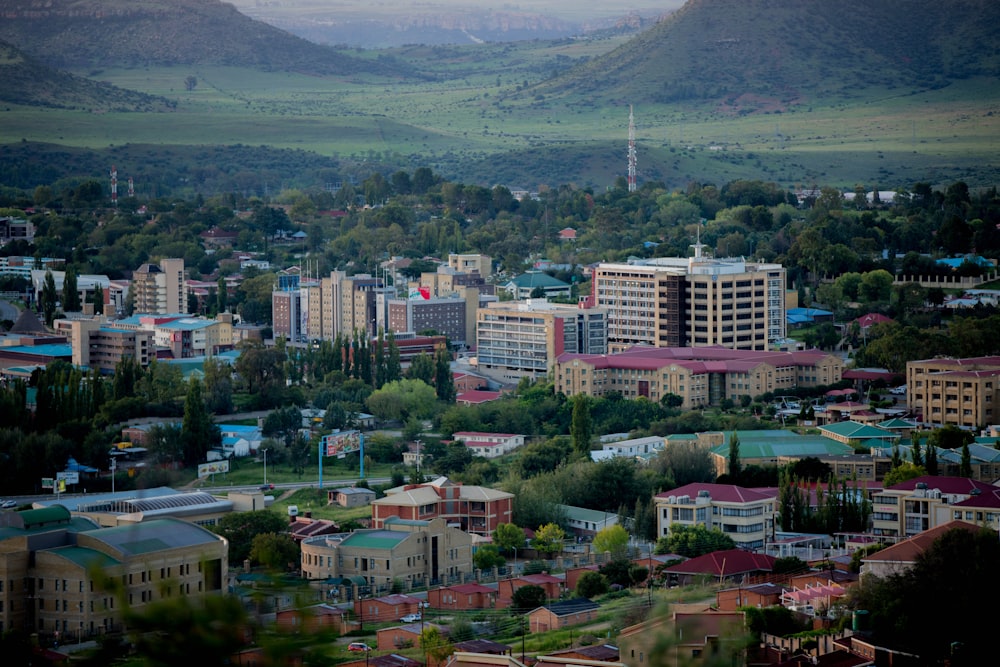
(530, 0), (1000, 107)
(0, 0), (417, 78)
(0, 40), (173, 111)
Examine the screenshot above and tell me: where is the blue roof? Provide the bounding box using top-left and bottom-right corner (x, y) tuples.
(787, 307), (833, 317)
(159, 318), (215, 331)
(936, 255), (992, 268)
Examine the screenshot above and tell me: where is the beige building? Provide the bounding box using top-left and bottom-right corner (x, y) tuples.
(654, 483), (778, 551)
(306, 270), (389, 341)
(448, 253), (492, 277)
(906, 356), (1000, 429)
(300, 517), (474, 593)
(554, 346), (841, 409)
(476, 299), (607, 382)
(132, 258), (186, 315)
(870, 475), (996, 540)
(65, 319), (153, 372)
(591, 249), (785, 352)
(0, 507), (227, 639)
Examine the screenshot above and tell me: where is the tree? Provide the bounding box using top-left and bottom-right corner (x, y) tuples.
(593, 524), (630, 558)
(181, 379), (220, 467)
(406, 352), (435, 385)
(882, 462), (927, 488)
(727, 431), (742, 480)
(202, 358), (234, 414)
(493, 523), (526, 555)
(960, 442), (972, 478)
(249, 532), (299, 570)
(366, 378), (437, 421)
(472, 544), (505, 571)
(212, 510), (288, 565)
(510, 584), (547, 613)
(531, 522), (566, 556)
(123, 594), (247, 667)
(216, 275), (228, 314)
(575, 571), (609, 599)
(570, 394), (593, 455)
(62, 266), (81, 312)
(656, 524), (735, 558)
(40, 269), (57, 325)
(184, 75), (198, 91)
(434, 347), (456, 402)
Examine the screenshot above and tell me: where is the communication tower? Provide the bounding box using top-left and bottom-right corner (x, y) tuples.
(128, 176), (135, 198)
(627, 105), (637, 192)
(110, 165), (118, 206)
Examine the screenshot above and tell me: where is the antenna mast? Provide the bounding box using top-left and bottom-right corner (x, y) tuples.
(627, 105), (637, 192)
(110, 165), (118, 206)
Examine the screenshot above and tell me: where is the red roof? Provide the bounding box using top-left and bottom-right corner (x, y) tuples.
(855, 313), (893, 328)
(665, 549), (776, 576)
(655, 483), (777, 504)
(885, 475), (996, 494)
(557, 345), (834, 375)
(952, 487), (1000, 509)
(863, 520), (982, 564)
(446, 583), (496, 594)
(456, 390), (503, 404)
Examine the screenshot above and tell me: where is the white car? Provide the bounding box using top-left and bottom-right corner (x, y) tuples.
(890, 385), (907, 395)
(1, 500), (16, 509)
(400, 613), (422, 623)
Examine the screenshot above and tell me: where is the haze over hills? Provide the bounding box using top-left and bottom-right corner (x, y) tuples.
(0, 0), (417, 78)
(532, 0), (1000, 107)
(226, 0), (680, 48)
(0, 39), (174, 112)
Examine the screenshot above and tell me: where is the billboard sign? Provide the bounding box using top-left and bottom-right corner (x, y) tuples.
(57, 471), (79, 485)
(321, 430), (362, 459)
(198, 460), (230, 478)
(41, 477), (54, 489)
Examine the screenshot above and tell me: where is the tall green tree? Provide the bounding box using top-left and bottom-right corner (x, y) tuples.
(181, 379), (220, 466)
(40, 269), (58, 325)
(434, 347), (456, 402)
(727, 431), (742, 480)
(492, 523), (526, 554)
(960, 442), (972, 477)
(570, 394), (593, 455)
(61, 266), (81, 312)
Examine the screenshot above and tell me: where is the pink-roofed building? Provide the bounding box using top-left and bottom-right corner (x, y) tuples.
(554, 346), (842, 409)
(906, 355), (1000, 429)
(452, 432), (525, 459)
(496, 573), (564, 608)
(456, 390), (504, 406)
(662, 549), (776, 585)
(654, 483), (778, 550)
(354, 593), (423, 623)
(855, 313), (894, 331)
(943, 486), (1000, 532)
(871, 475), (997, 539)
(557, 227), (577, 241)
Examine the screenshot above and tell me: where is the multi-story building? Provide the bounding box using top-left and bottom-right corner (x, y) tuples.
(131, 258), (186, 315)
(370, 478), (514, 537)
(906, 356), (1000, 429)
(381, 293), (471, 346)
(870, 475), (996, 540)
(654, 483), (778, 550)
(451, 432), (525, 459)
(476, 299), (607, 382)
(0, 507), (227, 638)
(65, 319), (153, 372)
(447, 253), (492, 277)
(304, 271), (390, 341)
(591, 248), (785, 352)
(299, 517), (474, 592)
(555, 346), (841, 408)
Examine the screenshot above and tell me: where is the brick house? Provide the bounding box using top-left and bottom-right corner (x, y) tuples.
(371, 477), (514, 537)
(377, 621), (446, 651)
(527, 598), (600, 632)
(355, 593), (423, 624)
(661, 550), (776, 587)
(496, 573), (564, 608)
(716, 582), (790, 611)
(428, 582), (497, 610)
(563, 564), (600, 593)
(618, 607), (745, 667)
(275, 603), (349, 634)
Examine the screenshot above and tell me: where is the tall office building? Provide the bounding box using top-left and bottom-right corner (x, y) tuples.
(131, 258), (186, 315)
(302, 271), (388, 341)
(591, 247), (785, 352)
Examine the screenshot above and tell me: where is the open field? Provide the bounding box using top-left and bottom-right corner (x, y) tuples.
(3, 33), (1000, 189)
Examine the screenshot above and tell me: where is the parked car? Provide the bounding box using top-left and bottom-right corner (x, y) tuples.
(260, 483), (275, 491)
(1, 500), (16, 509)
(400, 613), (422, 623)
(348, 643), (371, 653)
(890, 385), (907, 395)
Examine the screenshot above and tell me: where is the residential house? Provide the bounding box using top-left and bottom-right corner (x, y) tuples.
(329, 487), (377, 508)
(356, 593), (423, 624)
(503, 272), (571, 300)
(661, 550), (776, 586)
(428, 582), (497, 611)
(527, 598), (600, 632)
(275, 603), (349, 634)
(496, 573), (563, 609)
(371, 477), (514, 537)
(451, 432), (525, 459)
(654, 483), (778, 550)
(377, 621), (445, 651)
(557, 505), (618, 540)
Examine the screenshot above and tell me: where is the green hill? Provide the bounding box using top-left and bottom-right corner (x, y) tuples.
(533, 0), (1000, 107)
(0, 0), (417, 78)
(0, 40), (173, 111)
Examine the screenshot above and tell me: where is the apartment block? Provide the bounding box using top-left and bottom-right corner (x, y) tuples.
(447, 253), (492, 277)
(66, 319), (153, 372)
(906, 356), (1000, 429)
(870, 475), (996, 540)
(476, 299), (607, 382)
(300, 517), (474, 591)
(554, 346), (841, 408)
(131, 258), (186, 315)
(654, 483), (778, 550)
(591, 249), (785, 352)
(381, 293), (471, 346)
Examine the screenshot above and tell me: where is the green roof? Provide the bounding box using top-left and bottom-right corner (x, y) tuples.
(507, 272), (570, 289)
(709, 435), (854, 459)
(87, 518), (223, 556)
(20, 505), (72, 528)
(878, 418), (918, 429)
(819, 422), (896, 439)
(339, 530), (409, 550)
(49, 546), (121, 570)
(557, 504), (615, 524)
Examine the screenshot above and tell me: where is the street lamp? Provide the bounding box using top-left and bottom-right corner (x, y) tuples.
(262, 448), (268, 487)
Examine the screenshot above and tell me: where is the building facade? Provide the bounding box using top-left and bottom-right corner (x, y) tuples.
(300, 517), (474, 591)
(555, 346), (842, 409)
(66, 319), (153, 372)
(870, 476), (997, 540)
(370, 478), (514, 537)
(476, 300), (607, 382)
(654, 483), (778, 550)
(906, 356), (1000, 429)
(591, 251), (785, 352)
(131, 258), (186, 315)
